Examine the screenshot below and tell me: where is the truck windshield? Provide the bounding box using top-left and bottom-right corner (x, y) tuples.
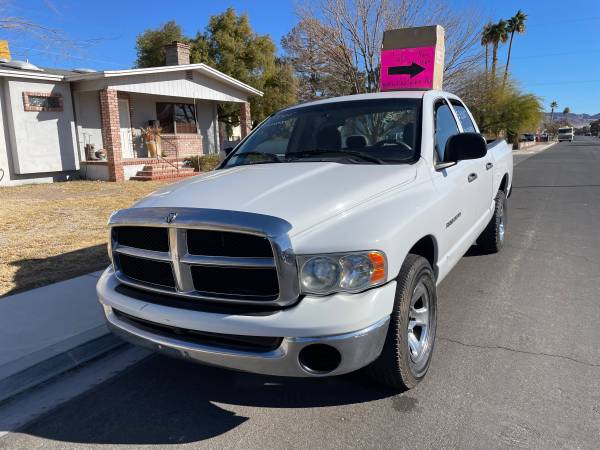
(222, 99), (421, 167)
(558, 128), (572, 133)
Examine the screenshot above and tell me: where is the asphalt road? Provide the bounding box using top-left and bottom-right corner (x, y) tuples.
(3, 138), (600, 449)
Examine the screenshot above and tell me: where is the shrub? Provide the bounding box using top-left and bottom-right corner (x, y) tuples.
(184, 154), (221, 172)
(456, 73), (543, 143)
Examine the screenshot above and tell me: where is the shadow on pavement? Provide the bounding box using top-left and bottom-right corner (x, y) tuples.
(22, 354), (397, 445)
(4, 244), (109, 297)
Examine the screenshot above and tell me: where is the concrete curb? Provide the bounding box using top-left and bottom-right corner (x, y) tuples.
(0, 329), (123, 404)
(513, 141), (557, 154)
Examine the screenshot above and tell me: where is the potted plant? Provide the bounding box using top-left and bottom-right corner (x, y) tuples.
(141, 126), (162, 158)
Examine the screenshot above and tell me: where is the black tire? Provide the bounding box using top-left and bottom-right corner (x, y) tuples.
(367, 254), (437, 390)
(478, 189), (507, 253)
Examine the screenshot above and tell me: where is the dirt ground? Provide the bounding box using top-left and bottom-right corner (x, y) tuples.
(0, 180), (171, 297)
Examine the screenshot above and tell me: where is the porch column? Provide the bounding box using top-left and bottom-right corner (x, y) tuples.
(239, 101), (252, 138)
(99, 88), (124, 181)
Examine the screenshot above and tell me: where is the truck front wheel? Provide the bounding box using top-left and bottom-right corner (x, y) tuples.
(367, 254), (437, 390)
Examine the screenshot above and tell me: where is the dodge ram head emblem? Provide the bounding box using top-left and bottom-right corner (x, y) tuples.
(165, 212), (177, 224)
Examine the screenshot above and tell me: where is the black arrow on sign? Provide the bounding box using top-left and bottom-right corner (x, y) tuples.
(388, 62), (425, 78)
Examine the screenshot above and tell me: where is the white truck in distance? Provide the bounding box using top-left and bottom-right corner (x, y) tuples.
(97, 90), (513, 389)
(558, 126), (574, 142)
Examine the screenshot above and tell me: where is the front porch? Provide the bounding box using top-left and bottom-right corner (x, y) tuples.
(70, 63), (260, 181)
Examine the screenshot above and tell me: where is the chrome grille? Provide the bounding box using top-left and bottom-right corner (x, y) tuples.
(108, 207), (299, 307)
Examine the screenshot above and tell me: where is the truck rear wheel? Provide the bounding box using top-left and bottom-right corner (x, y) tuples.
(367, 254), (437, 390)
(478, 189), (507, 253)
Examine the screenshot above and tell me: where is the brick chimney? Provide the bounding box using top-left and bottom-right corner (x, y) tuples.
(165, 41), (190, 66)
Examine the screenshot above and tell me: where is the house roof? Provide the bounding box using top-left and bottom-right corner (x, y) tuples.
(0, 67), (64, 81)
(0, 63), (263, 97)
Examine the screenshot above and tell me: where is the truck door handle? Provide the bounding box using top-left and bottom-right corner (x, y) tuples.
(468, 173), (478, 183)
(486, 162), (493, 170)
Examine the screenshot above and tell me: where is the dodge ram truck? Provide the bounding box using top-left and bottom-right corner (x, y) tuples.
(97, 90), (513, 389)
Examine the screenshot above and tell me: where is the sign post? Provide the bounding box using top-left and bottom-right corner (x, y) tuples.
(380, 25), (445, 91)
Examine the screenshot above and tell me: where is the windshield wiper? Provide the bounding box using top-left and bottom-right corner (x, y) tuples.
(229, 151), (281, 166)
(286, 149), (384, 165)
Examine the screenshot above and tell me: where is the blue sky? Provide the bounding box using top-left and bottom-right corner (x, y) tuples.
(6, 0), (600, 114)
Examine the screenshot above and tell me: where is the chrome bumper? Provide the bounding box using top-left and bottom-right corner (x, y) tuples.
(104, 306), (390, 377)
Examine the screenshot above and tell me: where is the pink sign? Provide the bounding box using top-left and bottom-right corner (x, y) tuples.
(380, 46), (435, 91)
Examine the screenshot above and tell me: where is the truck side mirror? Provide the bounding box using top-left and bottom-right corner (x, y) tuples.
(223, 146), (234, 156)
(444, 132), (487, 162)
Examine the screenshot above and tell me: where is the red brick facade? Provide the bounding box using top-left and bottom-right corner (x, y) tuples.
(240, 102), (252, 138)
(160, 134), (203, 158)
(22, 91), (63, 112)
(99, 88), (124, 181)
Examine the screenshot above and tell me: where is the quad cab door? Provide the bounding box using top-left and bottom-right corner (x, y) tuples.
(449, 99), (494, 236)
(430, 98), (475, 272)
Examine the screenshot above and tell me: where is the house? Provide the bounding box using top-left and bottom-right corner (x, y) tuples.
(0, 42), (262, 186)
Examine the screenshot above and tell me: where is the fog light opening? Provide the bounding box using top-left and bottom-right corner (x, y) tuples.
(298, 344), (341, 374)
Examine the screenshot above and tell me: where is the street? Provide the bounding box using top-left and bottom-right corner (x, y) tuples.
(2, 138), (600, 449)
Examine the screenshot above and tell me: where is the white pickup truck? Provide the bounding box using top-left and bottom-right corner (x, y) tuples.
(97, 90), (512, 390)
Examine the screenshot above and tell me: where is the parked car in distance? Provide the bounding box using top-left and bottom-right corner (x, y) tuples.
(97, 90), (513, 390)
(520, 133), (535, 142)
(558, 126), (574, 142)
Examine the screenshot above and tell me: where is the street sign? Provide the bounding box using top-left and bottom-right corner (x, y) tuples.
(380, 46), (435, 91)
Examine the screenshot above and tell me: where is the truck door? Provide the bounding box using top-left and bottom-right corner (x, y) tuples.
(430, 99), (474, 270)
(450, 99), (494, 235)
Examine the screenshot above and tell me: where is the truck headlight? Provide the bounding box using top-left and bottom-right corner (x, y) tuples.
(298, 251), (387, 295)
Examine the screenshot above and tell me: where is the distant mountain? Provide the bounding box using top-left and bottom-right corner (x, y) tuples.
(544, 112), (600, 127)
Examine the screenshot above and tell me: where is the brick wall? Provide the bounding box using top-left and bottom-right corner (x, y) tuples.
(160, 134), (203, 158)
(165, 42), (191, 66)
(99, 88), (123, 181)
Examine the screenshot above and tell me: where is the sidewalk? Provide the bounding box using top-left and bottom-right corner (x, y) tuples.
(0, 270), (123, 403)
(513, 140), (557, 155)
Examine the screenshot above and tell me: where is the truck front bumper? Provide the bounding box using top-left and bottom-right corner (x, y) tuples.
(98, 267), (395, 377)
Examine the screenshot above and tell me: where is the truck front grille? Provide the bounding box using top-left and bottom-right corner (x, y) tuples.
(108, 208), (299, 308)
(187, 229), (273, 257)
(118, 253), (176, 289)
(114, 226), (169, 252)
(190, 265), (279, 298)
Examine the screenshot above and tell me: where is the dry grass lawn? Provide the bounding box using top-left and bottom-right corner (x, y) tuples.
(0, 180), (171, 297)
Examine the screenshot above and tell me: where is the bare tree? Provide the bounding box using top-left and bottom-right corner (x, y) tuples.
(283, 0), (484, 99)
(0, 1), (98, 63)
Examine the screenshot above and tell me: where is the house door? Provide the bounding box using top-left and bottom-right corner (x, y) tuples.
(118, 98), (134, 159)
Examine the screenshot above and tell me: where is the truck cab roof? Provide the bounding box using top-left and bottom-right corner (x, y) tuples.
(283, 90), (459, 112)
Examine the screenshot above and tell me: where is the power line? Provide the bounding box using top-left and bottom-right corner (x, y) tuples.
(526, 16), (600, 28)
(9, 45), (130, 68)
(512, 49), (600, 60)
(526, 79), (600, 87)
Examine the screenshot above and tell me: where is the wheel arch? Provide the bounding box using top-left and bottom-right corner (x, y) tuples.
(499, 173), (509, 193)
(405, 235), (438, 280)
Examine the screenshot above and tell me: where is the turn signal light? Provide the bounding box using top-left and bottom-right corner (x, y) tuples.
(368, 251), (386, 283)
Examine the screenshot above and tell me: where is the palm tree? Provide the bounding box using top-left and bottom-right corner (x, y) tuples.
(503, 10), (527, 88)
(481, 23), (494, 77)
(563, 107), (571, 124)
(550, 101), (558, 122)
(490, 20), (509, 82)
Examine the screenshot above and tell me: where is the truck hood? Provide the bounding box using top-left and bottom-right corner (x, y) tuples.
(134, 162), (416, 235)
